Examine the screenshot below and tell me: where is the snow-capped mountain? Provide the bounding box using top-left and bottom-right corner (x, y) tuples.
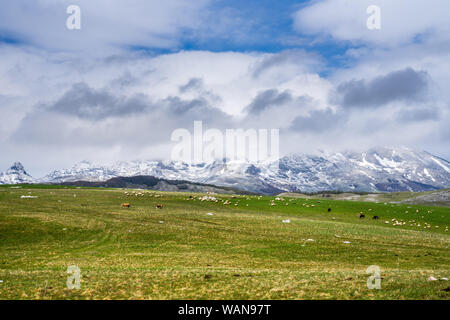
(272, 147), (450, 193)
(37, 147), (450, 194)
(0, 162), (35, 184)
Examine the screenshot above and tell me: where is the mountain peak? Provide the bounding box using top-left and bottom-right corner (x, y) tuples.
(0, 161), (34, 185)
(9, 161), (26, 173)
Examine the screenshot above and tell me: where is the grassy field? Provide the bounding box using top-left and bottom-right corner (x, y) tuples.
(280, 189), (450, 206)
(0, 185), (449, 300)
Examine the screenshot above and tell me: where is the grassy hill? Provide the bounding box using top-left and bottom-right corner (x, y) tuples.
(0, 185), (449, 299)
(280, 189), (450, 207)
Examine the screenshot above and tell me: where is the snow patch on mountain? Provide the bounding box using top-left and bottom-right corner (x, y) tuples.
(35, 147), (450, 194)
(0, 162), (35, 184)
(1, 147), (449, 193)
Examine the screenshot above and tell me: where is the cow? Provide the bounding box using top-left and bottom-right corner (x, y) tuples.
(359, 214), (365, 219)
(328, 208), (332, 212)
(122, 203), (131, 208)
(156, 204), (164, 209)
(372, 216), (380, 220)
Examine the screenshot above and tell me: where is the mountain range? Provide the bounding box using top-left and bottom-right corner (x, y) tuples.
(1, 147), (449, 194)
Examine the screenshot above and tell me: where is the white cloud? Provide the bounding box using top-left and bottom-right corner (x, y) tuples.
(1, 42), (449, 175)
(294, 0), (450, 46)
(0, 0), (210, 53)
(1, 1), (450, 176)
(0, 46), (332, 175)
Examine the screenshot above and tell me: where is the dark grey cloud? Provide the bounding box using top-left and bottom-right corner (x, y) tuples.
(245, 89), (293, 115)
(109, 71), (141, 89)
(332, 68), (430, 108)
(290, 108), (348, 133)
(178, 78), (223, 107)
(179, 78), (204, 93)
(160, 95), (232, 128)
(48, 83), (150, 120)
(244, 89), (315, 118)
(12, 83), (233, 148)
(396, 106), (441, 122)
(251, 49), (323, 78)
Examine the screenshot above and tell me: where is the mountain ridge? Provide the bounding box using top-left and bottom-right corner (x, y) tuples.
(58, 175), (255, 194)
(1, 147), (449, 194)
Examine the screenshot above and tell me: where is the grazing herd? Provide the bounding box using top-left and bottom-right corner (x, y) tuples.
(120, 192), (384, 220)
(118, 191), (447, 232)
(121, 192), (380, 219)
(121, 202), (163, 209)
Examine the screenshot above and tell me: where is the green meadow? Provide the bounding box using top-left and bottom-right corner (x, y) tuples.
(0, 185), (449, 300)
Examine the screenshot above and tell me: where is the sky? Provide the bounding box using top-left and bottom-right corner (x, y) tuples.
(0, 0), (449, 177)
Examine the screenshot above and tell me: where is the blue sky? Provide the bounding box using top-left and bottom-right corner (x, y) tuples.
(0, 0), (352, 69)
(117, 0), (358, 81)
(180, 0), (307, 51)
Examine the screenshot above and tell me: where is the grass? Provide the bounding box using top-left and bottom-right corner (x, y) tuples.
(0, 186), (449, 300)
(280, 189), (450, 206)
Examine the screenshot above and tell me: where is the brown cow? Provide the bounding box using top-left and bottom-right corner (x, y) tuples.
(156, 204), (164, 209)
(122, 203), (131, 208)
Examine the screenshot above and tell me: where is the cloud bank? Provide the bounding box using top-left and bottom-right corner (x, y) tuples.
(0, 1), (448, 176)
